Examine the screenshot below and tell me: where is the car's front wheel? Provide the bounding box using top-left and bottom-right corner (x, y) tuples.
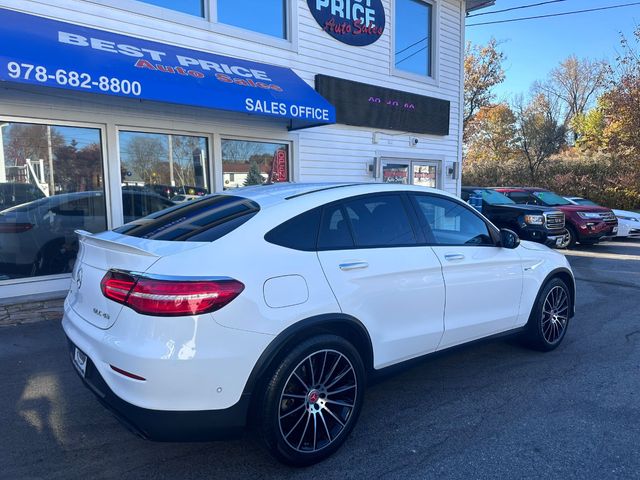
(523, 278), (571, 351)
(565, 225), (578, 248)
(259, 334), (365, 466)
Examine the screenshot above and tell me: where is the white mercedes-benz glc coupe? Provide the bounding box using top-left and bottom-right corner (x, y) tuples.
(62, 183), (575, 465)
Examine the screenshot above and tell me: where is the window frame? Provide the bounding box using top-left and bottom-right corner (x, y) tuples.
(83, 0), (297, 51)
(391, 0), (439, 85)
(408, 192), (500, 247)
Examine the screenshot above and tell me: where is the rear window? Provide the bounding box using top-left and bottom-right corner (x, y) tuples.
(114, 195), (259, 241)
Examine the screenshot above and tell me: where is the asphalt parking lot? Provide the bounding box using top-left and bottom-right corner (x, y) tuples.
(3, 240), (640, 480)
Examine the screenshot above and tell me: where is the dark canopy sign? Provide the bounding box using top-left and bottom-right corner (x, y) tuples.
(307, 0), (385, 46)
(315, 75), (450, 135)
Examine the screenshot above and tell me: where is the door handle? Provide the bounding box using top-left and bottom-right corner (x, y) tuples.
(444, 254), (465, 261)
(339, 261), (369, 271)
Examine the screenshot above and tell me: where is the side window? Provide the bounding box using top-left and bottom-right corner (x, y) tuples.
(413, 195), (494, 246)
(318, 204), (354, 250)
(265, 207), (322, 251)
(342, 195), (417, 248)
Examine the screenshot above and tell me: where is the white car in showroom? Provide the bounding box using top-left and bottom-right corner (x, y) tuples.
(63, 183), (576, 466)
(565, 196), (640, 239)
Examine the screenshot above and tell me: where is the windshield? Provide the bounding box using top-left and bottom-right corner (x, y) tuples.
(573, 198), (599, 206)
(479, 189), (515, 205)
(532, 191), (573, 206)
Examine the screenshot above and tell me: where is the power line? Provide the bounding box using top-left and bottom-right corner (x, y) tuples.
(467, 0), (571, 18)
(396, 44), (429, 65)
(467, 1), (640, 26)
(395, 36), (428, 56)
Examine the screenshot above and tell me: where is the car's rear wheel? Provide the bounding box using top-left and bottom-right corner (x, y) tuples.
(523, 278), (571, 351)
(259, 335), (365, 466)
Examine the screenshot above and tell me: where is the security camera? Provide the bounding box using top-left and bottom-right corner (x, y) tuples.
(409, 136), (419, 146)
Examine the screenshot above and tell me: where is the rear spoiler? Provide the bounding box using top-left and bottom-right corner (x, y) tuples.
(75, 230), (159, 258)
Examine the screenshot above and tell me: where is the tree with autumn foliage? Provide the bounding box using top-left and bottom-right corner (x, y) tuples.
(464, 103), (518, 185)
(463, 38), (506, 140)
(514, 93), (567, 184)
(534, 56), (608, 139)
(463, 27), (640, 209)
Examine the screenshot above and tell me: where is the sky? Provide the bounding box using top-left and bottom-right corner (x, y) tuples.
(465, 0), (640, 102)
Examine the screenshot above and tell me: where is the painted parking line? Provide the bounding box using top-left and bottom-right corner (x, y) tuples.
(562, 250), (640, 261)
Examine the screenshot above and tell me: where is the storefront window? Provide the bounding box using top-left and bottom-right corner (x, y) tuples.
(0, 122), (105, 280)
(119, 131), (210, 221)
(221, 139), (289, 189)
(134, 0), (287, 38)
(218, 0), (287, 39)
(138, 0), (205, 17)
(395, 0), (432, 77)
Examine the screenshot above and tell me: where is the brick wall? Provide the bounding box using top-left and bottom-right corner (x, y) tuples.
(0, 298), (65, 327)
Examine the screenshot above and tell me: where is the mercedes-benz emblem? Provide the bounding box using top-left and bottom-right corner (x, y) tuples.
(76, 268), (83, 290)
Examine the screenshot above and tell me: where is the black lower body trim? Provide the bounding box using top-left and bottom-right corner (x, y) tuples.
(66, 338), (250, 441)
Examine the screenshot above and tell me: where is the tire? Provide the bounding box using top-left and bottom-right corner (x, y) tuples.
(555, 229), (571, 249)
(566, 225), (578, 248)
(523, 278), (571, 352)
(258, 334), (365, 466)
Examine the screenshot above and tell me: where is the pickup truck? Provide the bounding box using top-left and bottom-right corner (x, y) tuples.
(494, 187), (617, 247)
(461, 187), (569, 248)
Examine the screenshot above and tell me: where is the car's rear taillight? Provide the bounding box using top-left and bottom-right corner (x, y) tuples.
(100, 270), (244, 316)
(100, 271), (136, 303)
(0, 222), (34, 233)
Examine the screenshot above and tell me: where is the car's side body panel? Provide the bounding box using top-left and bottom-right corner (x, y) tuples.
(432, 245), (523, 350)
(318, 246), (446, 368)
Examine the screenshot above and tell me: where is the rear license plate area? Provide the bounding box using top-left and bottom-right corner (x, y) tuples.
(73, 347), (88, 377)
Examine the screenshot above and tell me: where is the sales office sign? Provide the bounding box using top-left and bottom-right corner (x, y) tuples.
(307, 0), (386, 46)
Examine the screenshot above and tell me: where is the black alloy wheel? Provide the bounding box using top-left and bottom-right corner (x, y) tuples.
(259, 335), (365, 466)
(523, 278), (571, 351)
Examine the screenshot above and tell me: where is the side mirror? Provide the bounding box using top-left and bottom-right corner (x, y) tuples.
(500, 228), (520, 249)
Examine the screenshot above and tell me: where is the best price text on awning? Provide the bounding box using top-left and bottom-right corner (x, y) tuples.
(0, 8), (335, 129)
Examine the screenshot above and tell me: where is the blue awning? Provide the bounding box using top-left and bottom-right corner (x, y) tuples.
(0, 8), (335, 130)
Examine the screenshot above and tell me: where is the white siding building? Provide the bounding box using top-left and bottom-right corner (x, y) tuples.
(0, 0), (488, 300)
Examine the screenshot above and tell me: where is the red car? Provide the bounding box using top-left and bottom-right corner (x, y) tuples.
(494, 188), (617, 247)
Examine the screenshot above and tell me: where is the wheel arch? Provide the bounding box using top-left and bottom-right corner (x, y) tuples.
(242, 314), (374, 400)
(541, 267), (576, 318)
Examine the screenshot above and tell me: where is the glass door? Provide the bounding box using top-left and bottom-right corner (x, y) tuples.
(381, 159), (439, 188)
(411, 162), (438, 188)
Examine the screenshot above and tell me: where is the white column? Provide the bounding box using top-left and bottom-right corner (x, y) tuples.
(0, 123), (7, 183)
(47, 125), (55, 194)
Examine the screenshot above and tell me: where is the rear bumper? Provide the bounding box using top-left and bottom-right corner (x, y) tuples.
(67, 338), (250, 441)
